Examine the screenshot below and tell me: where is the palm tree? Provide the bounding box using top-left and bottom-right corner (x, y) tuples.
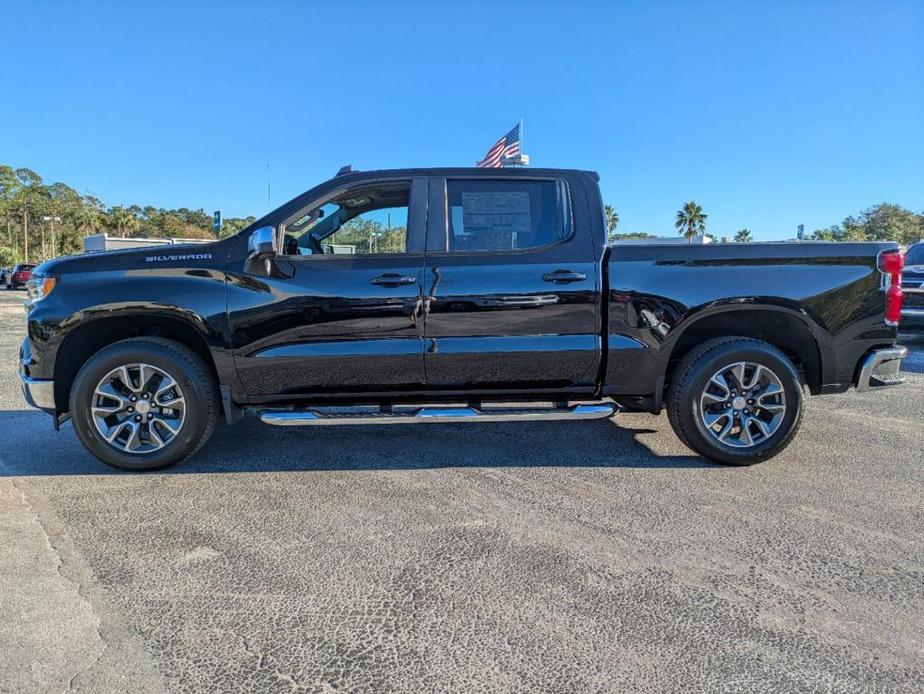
(72, 206), (102, 236)
(675, 202), (707, 244)
(604, 204), (620, 243)
(734, 228), (753, 242)
(107, 205), (139, 237)
(604, 204), (619, 236)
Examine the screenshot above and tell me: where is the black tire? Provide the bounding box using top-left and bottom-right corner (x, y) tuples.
(70, 337), (220, 471)
(667, 337), (804, 465)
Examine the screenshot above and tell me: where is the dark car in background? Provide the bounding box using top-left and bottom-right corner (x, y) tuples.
(5, 263), (35, 290)
(901, 242), (924, 332)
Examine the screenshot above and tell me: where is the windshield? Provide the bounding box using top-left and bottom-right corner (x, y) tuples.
(905, 243), (924, 266)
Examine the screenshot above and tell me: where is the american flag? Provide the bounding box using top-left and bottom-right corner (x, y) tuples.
(476, 123), (521, 168)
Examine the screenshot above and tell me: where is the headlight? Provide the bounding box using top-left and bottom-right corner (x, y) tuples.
(26, 276), (56, 302)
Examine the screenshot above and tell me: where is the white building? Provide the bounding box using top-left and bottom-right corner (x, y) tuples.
(615, 234), (714, 245)
(83, 233), (212, 253)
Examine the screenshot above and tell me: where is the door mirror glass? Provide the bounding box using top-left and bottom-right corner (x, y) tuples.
(247, 226), (277, 259)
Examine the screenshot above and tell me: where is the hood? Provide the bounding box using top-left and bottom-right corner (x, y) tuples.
(34, 237), (235, 276)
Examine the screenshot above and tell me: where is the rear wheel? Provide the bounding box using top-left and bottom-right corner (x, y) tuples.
(70, 338), (219, 471)
(667, 337), (804, 465)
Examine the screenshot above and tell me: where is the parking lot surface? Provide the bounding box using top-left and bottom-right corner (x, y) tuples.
(1, 288), (922, 693)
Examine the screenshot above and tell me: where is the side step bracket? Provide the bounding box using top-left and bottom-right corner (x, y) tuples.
(258, 403), (616, 427)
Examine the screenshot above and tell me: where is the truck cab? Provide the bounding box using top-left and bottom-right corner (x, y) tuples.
(229, 168), (604, 401)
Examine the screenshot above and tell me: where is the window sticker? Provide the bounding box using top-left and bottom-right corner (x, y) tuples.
(460, 191), (531, 237)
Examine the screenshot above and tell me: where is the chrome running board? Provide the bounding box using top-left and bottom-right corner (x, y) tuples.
(259, 403), (616, 427)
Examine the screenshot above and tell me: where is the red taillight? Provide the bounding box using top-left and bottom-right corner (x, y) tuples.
(885, 283), (903, 325)
(879, 250), (904, 327)
(880, 251), (903, 276)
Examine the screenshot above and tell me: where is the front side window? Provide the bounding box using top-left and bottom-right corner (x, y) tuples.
(283, 182), (410, 256)
(446, 179), (564, 252)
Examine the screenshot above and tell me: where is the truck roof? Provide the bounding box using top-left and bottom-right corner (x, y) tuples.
(332, 166), (600, 180)
(248, 167), (601, 236)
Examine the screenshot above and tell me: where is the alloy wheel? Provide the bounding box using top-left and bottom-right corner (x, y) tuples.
(90, 363), (186, 454)
(699, 361), (786, 448)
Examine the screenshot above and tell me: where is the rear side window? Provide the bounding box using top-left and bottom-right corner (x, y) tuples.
(446, 179), (565, 252)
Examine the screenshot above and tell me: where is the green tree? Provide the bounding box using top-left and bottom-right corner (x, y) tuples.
(610, 232), (658, 241)
(812, 203), (924, 245)
(675, 201), (707, 244)
(107, 206), (139, 237)
(9, 168), (48, 260)
(0, 245), (20, 266)
(219, 216), (257, 238)
(74, 196), (105, 235)
(14, 167), (43, 190)
(0, 166), (22, 206)
(734, 228), (753, 242)
(859, 203), (923, 244)
(0, 166), (23, 249)
(604, 204), (619, 242)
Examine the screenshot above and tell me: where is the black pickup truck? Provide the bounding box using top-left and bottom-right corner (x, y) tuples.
(19, 167), (908, 471)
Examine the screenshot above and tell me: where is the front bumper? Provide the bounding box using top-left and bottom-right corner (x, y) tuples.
(19, 340), (55, 411)
(856, 346), (907, 392)
(21, 374), (55, 410)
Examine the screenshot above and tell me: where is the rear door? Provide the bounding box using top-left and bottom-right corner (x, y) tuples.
(422, 174), (602, 393)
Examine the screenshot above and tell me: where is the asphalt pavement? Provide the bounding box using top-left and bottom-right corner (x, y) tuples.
(1, 288), (922, 693)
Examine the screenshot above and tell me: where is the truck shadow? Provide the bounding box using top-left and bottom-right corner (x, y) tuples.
(0, 410), (712, 477)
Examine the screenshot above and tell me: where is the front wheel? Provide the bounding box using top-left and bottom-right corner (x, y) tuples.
(667, 337), (804, 465)
(70, 337), (220, 471)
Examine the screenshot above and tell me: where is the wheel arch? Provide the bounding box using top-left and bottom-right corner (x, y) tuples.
(53, 312), (221, 413)
(665, 305), (829, 394)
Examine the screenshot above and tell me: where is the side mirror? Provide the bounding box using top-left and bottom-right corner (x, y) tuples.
(247, 226), (277, 260)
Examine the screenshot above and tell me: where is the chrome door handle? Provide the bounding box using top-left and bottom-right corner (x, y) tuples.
(370, 273), (417, 287)
(542, 269), (587, 283)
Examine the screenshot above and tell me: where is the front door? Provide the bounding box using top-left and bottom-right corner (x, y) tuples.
(422, 175), (601, 393)
(229, 177), (428, 397)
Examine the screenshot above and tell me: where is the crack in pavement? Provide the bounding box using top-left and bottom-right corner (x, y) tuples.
(239, 632), (306, 692)
(14, 478), (114, 694)
(1, 477), (165, 694)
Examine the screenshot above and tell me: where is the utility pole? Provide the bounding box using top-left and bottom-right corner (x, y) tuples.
(22, 208), (28, 261)
(43, 215), (61, 258)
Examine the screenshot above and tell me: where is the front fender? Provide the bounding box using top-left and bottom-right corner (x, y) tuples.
(23, 268), (240, 417)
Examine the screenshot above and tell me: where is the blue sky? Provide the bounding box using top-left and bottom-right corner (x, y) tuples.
(2, 0), (921, 239)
